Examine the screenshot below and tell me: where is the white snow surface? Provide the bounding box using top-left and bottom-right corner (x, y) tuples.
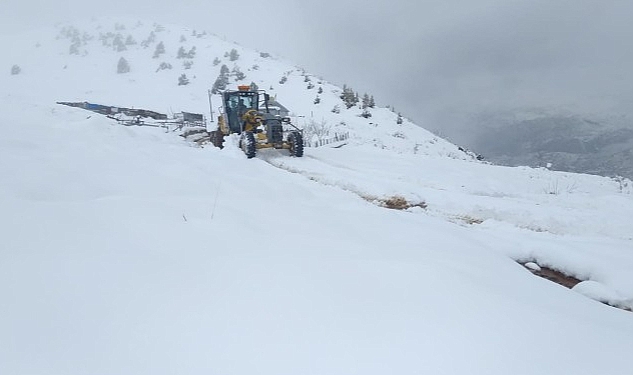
(2, 19), (633, 375)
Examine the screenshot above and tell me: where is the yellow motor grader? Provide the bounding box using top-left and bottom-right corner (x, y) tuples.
(209, 86), (303, 158)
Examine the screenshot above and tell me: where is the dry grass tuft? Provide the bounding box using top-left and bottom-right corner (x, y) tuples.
(380, 195), (427, 210)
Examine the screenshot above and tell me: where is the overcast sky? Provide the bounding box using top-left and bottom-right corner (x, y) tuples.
(3, 0), (633, 141)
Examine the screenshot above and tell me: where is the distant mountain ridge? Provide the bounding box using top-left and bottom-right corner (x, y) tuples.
(471, 114), (633, 179)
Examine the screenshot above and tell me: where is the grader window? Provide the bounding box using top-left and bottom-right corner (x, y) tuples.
(227, 92), (258, 116)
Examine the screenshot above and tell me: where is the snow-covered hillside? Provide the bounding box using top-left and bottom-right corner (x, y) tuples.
(2, 18), (464, 156)
(2, 19), (633, 375)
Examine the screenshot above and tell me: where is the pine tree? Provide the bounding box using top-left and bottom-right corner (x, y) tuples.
(339, 85), (348, 100)
(317, 86), (323, 94)
(117, 57), (130, 74)
(396, 112), (403, 124)
(229, 48), (239, 61)
(177, 46), (187, 58)
(314, 96), (321, 104)
(186, 46), (196, 58)
(340, 85), (358, 109)
(125, 35), (136, 45)
(279, 76), (287, 84)
(362, 93), (370, 109)
(213, 57), (221, 66)
(178, 73), (190, 86)
(140, 31), (156, 48)
(232, 65), (245, 81)
(69, 41), (80, 55)
(249, 82), (259, 91)
(156, 62), (172, 72)
(11, 64), (21, 75)
(183, 60), (193, 69)
(368, 95), (375, 108)
(211, 64), (230, 93)
(112, 34), (126, 52)
(153, 41), (165, 58)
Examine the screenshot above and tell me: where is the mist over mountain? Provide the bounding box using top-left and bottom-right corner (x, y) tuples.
(461, 111), (633, 179)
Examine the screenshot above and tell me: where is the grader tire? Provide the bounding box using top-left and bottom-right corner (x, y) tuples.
(241, 131), (256, 159)
(288, 132), (304, 157)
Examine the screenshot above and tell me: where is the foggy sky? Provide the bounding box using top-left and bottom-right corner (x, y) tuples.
(3, 0), (633, 141)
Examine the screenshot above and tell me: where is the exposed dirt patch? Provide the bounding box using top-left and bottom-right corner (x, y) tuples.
(521, 262), (583, 288)
(519, 261), (631, 313)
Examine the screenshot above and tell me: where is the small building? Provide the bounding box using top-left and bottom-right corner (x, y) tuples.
(266, 99), (290, 117)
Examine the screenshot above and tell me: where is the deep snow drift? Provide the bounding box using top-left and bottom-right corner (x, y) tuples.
(1, 19), (633, 375)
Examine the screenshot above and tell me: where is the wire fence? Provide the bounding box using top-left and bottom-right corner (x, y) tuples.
(306, 132), (349, 148)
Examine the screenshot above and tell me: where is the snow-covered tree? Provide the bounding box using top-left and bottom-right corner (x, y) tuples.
(249, 81), (259, 91)
(117, 57), (130, 74)
(140, 31), (156, 48)
(183, 60), (193, 69)
(112, 34), (126, 52)
(177, 46), (196, 59)
(279, 75), (287, 84)
(396, 112), (403, 124)
(304, 119), (331, 144)
(125, 35), (137, 46)
(153, 41), (165, 58)
(228, 48), (239, 61)
(368, 95), (376, 108)
(178, 73), (189, 86)
(11, 65), (21, 75)
(69, 41), (80, 55)
(314, 96), (321, 104)
(212, 57), (221, 66)
(211, 64), (230, 93)
(340, 85), (358, 109)
(156, 62), (172, 72)
(362, 93), (370, 109)
(232, 65), (246, 81)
